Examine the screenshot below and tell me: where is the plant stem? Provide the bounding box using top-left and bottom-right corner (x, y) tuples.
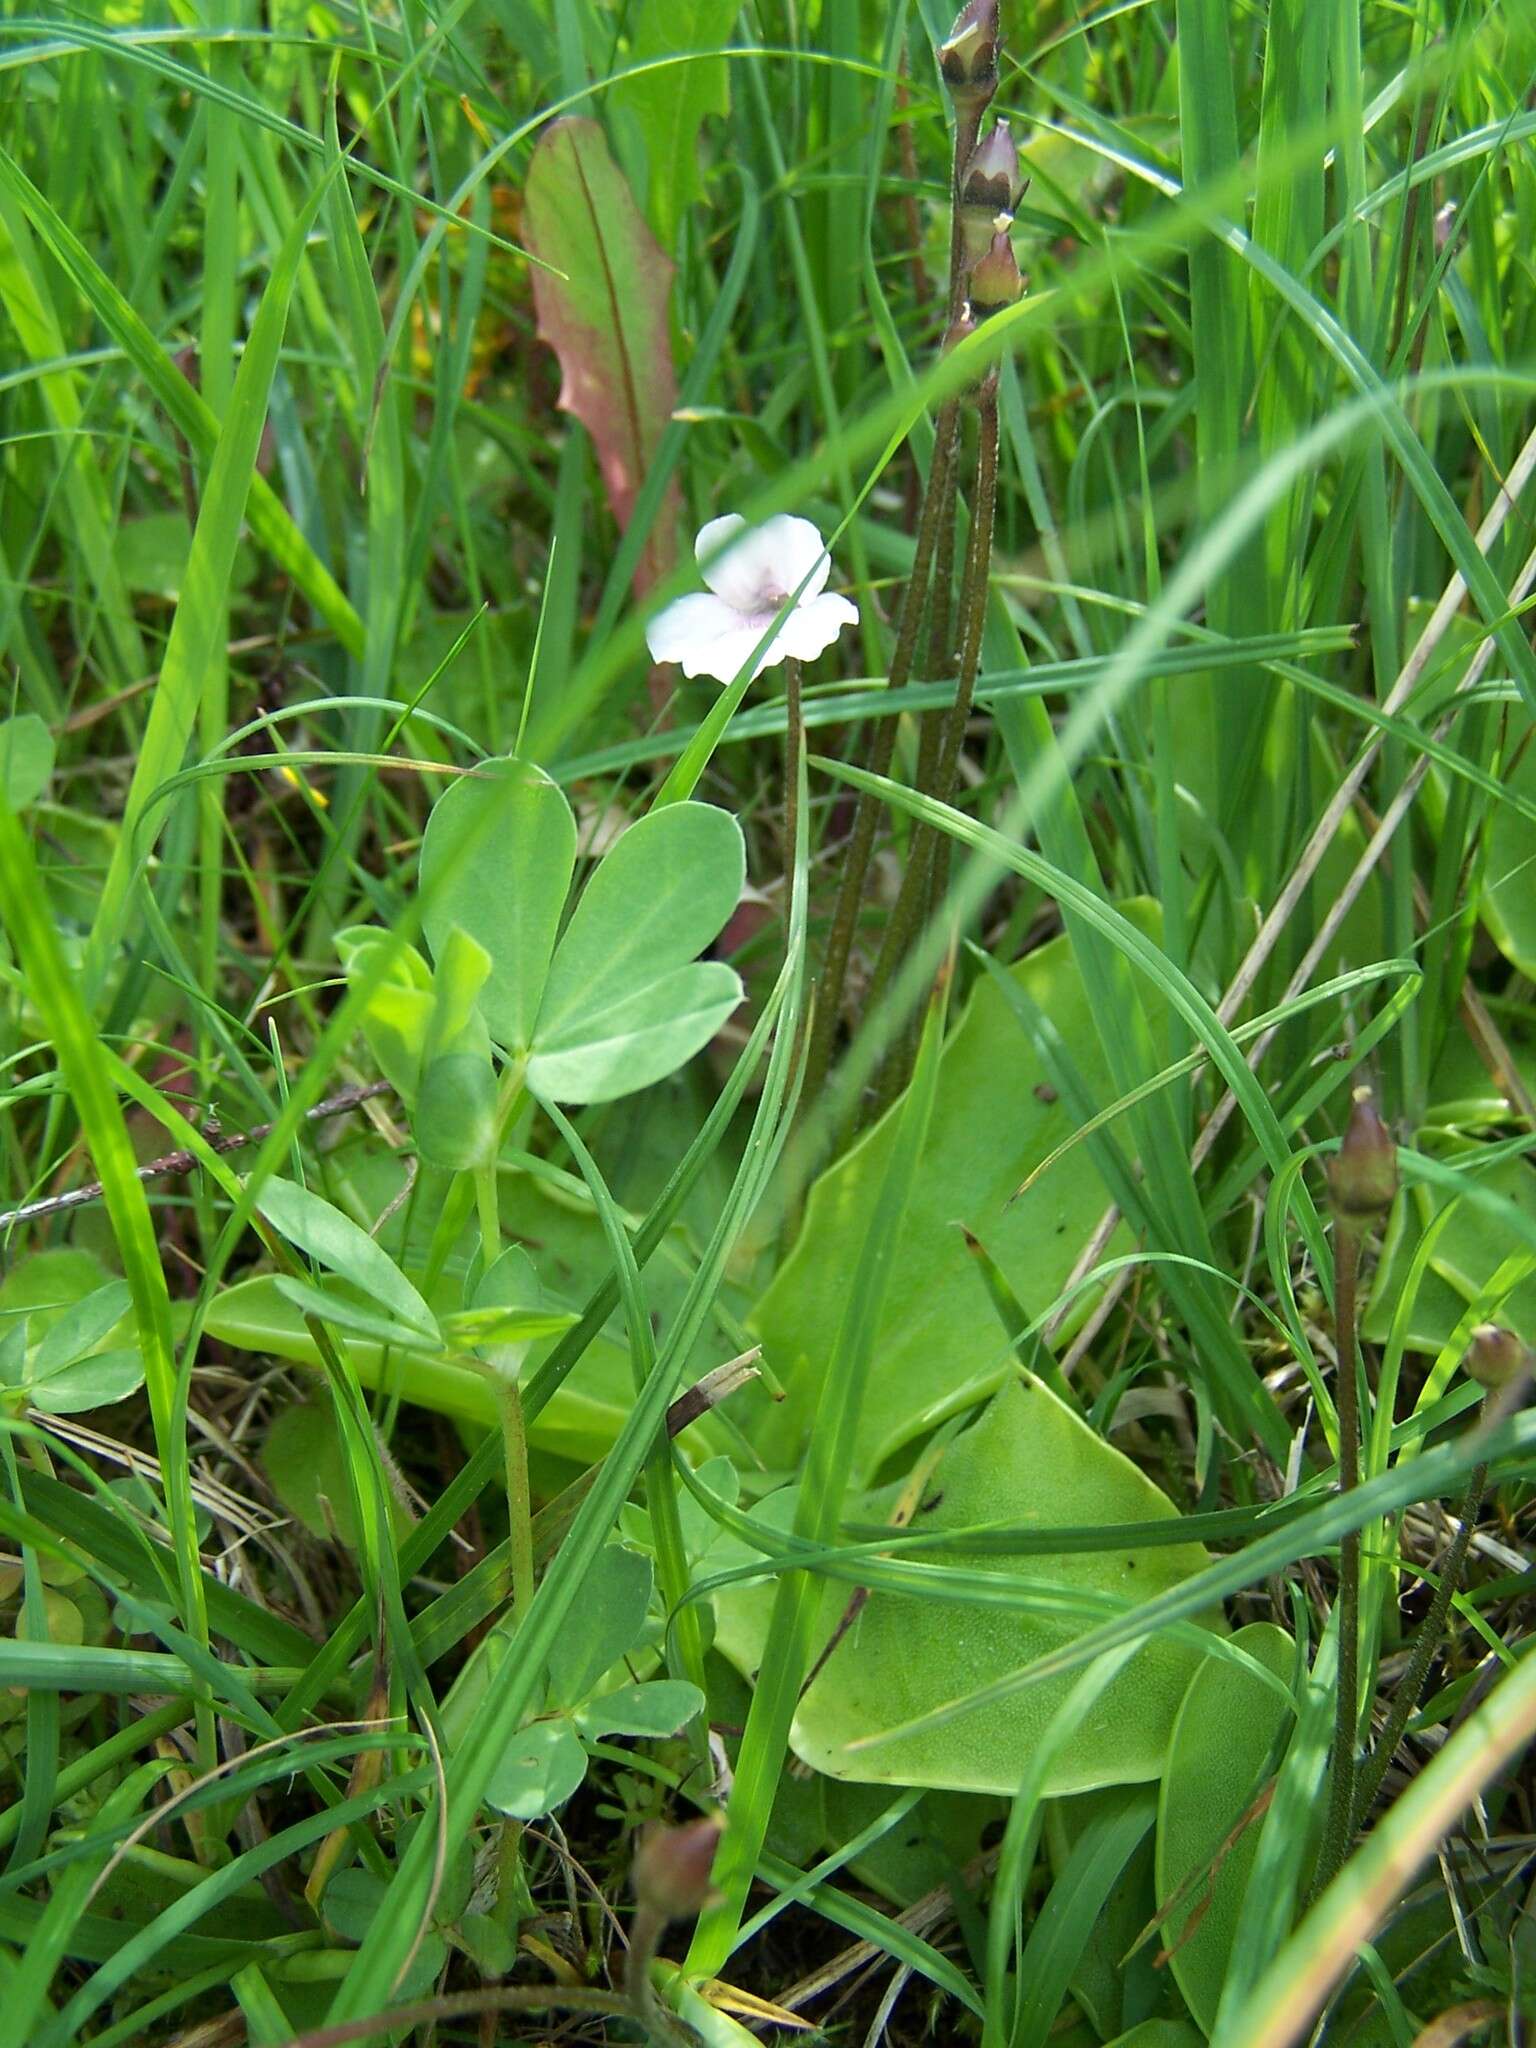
(946, 106), (984, 321)
(798, 94), (979, 1131)
(474, 1158), (500, 1273)
(1316, 1219), (1364, 1894)
(927, 383), (1000, 910)
(476, 1124), (534, 1623)
(498, 1373), (536, 1622)
(625, 1903), (668, 2034)
(860, 384), (1000, 1123)
(1351, 1460), (1487, 1830)
(784, 654), (803, 909)
(800, 405), (957, 1112)
(916, 405), (965, 789)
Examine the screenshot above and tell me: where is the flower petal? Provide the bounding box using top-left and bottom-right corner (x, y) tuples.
(696, 513), (831, 609)
(647, 593), (780, 684)
(772, 591), (860, 664)
(644, 592), (741, 668)
(694, 515), (749, 600)
(767, 515), (833, 602)
(680, 617), (785, 684)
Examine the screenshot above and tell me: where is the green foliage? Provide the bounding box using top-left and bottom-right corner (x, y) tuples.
(751, 917), (1154, 1480)
(611, 0), (739, 250)
(445, 1541), (704, 1824)
(406, 758), (746, 1105)
(715, 1377), (1220, 1798)
(3, 1), (1536, 2042)
(1156, 1623), (1297, 2032)
(0, 715), (54, 811)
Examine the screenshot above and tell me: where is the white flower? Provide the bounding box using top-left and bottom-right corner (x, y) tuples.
(645, 514), (859, 683)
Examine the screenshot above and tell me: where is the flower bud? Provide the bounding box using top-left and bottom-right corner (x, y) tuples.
(968, 224), (1025, 320)
(1464, 1323), (1527, 1392)
(1327, 1086), (1398, 1221)
(943, 306), (993, 404)
(632, 1818), (721, 1922)
(960, 204), (1009, 270)
(943, 308), (978, 354)
(940, 0), (1000, 113)
(962, 120), (1026, 215)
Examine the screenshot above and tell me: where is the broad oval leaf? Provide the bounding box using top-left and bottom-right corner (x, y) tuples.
(419, 757), (576, 1053)
(537, 803), (744, 1035)
(527, 959), (743, 1104)
(484, 1717), (588, 1819)
(1155, 1621), (1296, 2033)
(528, 802), (745, 1102)
(717, 1377), (1221, 1799)
(546, 1543), (654, 1707)
(31, 1280), (131, 1379)
(577, 1678), (705, 1739)
(255, 1177), (437, 1342)
(262, 1400), (411, 1549)
(746, 914), (1160, 1481)
(320, 1866), (386, 1943)
(28, 1346), (144, 1414)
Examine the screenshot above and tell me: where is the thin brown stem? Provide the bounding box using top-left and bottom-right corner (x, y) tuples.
(860, 385), (999, 1123)
(800, 405), (957, 1113)
(784, 655), (803, 905)
(1316, 1222), (1364, 1895)
(916, 406), (965, 790)
(946, 106), (984, 322)
(0, 1081), (392, 1236)
(799, 94), (980, 1132)
(1351, 1461), (1487, 1830)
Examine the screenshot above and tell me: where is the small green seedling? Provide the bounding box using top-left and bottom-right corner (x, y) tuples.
(442, 1542), (705, 1823)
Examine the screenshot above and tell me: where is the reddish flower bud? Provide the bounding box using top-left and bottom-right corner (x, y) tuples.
(632, 1818), (721, 1922)
(968, 225), (1025, 320)
(1464, 1323), (1527, 1392)
(943, 306), (993, 403)
(1327, 1087), (1398, 1221)
(961, 120), (1025, 215)
(943, 308), (978, 354)
(940, 0), (1000, 112)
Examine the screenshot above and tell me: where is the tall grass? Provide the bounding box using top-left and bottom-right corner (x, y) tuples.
(2, 2), (1535, 2044)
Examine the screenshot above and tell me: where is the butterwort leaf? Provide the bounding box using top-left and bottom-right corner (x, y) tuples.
(523, 118), (680, 593)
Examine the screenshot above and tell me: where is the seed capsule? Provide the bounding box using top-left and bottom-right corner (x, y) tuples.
(940, 0), (1000, 113)
(1327, 1086), (1398, 1221)
(968, 224), (1025, 320)
(962, 119), (1026, 215)
(1464, 1323), (1528, 1392)
(632, 1818), (722, 1921)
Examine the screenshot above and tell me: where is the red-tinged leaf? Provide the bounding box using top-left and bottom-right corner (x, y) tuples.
(523, 118), (679, 594)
